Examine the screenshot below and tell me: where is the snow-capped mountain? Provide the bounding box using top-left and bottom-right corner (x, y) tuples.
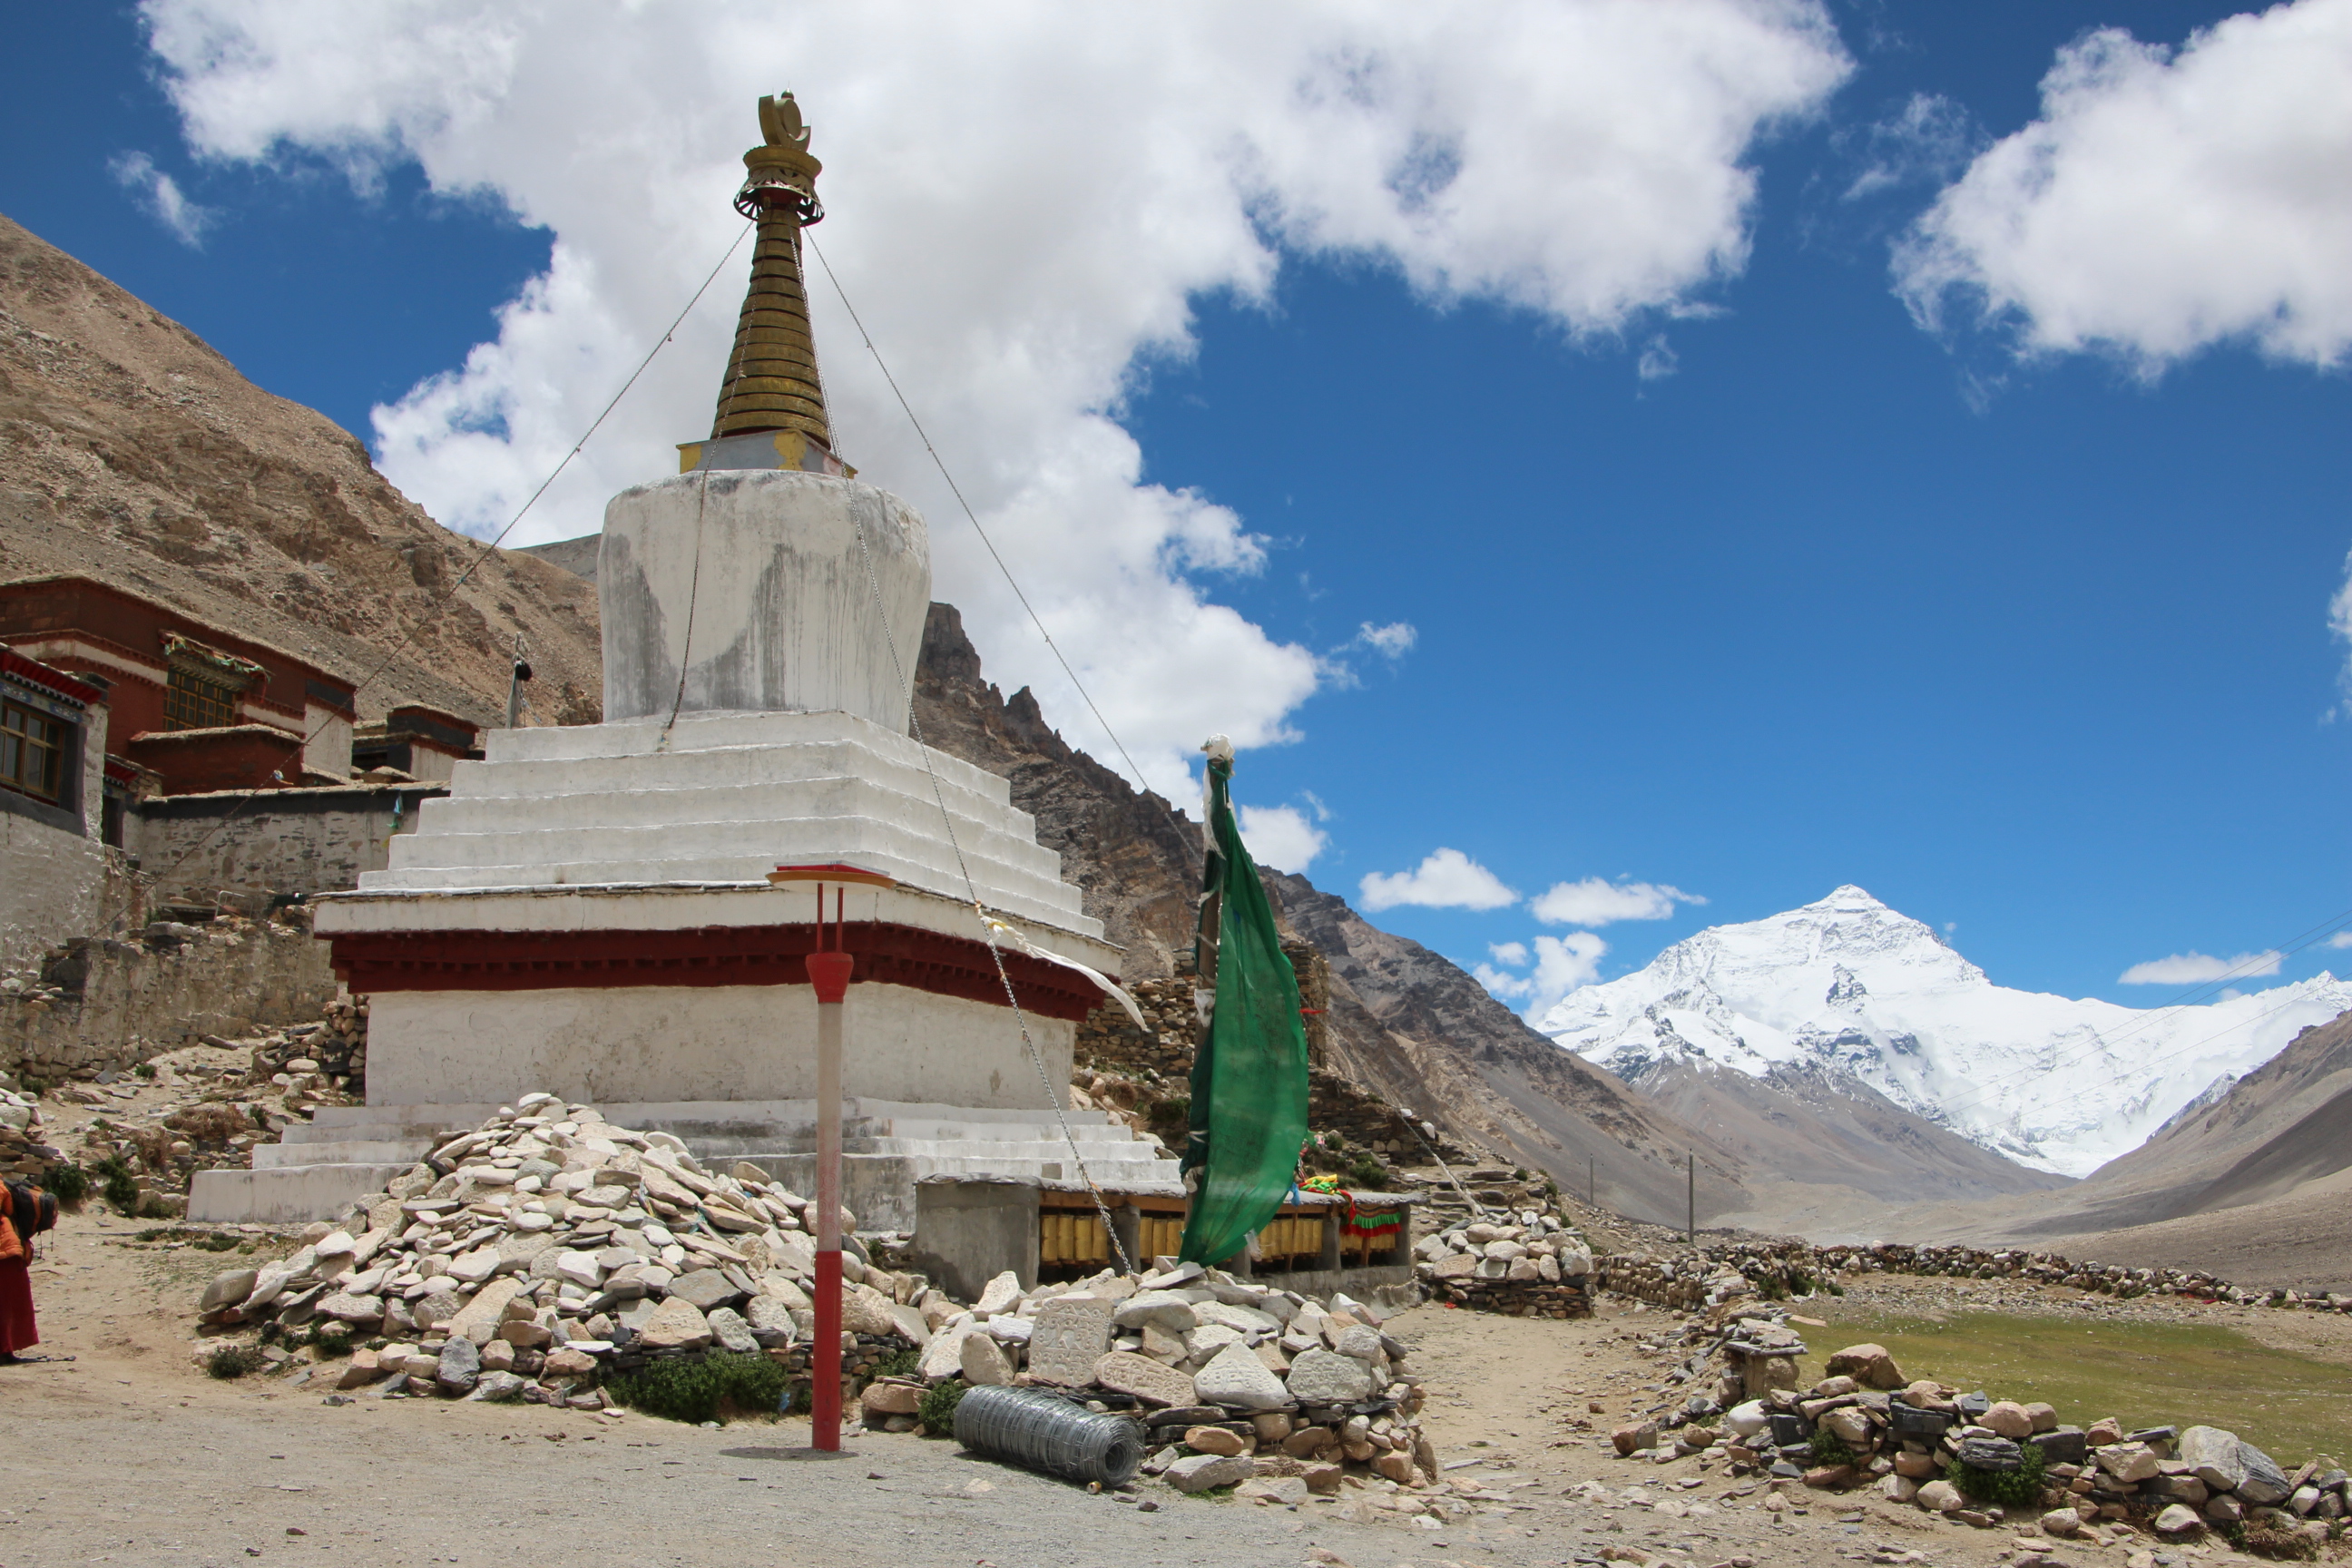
(1534, 887), (2352, 1178)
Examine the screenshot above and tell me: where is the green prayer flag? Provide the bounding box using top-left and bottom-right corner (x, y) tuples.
(1179, 747), (1310, 1266)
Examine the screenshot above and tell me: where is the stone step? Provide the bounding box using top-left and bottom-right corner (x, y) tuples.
(386, 810), (1066, 887)
(250, 1140), (430, 1169)
(409, 777), (1063, 880)
(440, 744), (1018, 823)
(189, 1164), (415, 1226)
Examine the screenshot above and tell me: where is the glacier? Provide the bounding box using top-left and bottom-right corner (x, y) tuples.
(1533, 886), (2352, 1178)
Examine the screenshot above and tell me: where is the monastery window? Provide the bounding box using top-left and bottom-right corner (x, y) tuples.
(164, 663), (240, 730)
(1, 697), (64, 801)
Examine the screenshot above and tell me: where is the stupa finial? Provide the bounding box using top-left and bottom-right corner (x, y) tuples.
(710, 91), (831, 452)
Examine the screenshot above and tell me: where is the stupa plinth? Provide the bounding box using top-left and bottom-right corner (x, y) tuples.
(191, 93), (1178, 1227)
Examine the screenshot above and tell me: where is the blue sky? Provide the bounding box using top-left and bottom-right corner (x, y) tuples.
(5, 2), (2347, 1018)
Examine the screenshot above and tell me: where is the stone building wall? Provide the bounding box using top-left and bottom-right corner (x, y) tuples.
(131, 782), (444, 907)
(0, 806), (137, 973)
(1, 908), (338, 1083)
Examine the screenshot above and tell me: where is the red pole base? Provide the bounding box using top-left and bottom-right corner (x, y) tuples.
(812, 1247), (843, 1451)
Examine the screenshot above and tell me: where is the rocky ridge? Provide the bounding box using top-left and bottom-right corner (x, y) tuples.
(0, 213), (603, 731)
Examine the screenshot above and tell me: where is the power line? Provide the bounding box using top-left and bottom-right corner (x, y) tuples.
(805, 233), (1175, 808)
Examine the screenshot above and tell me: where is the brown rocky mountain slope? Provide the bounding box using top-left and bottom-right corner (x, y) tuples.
(0, 212), (603, 731)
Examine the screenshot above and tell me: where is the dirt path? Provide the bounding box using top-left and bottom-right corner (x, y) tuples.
(10, 1205), (2336, 1568)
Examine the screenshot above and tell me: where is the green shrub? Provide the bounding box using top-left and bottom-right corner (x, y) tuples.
(37, 1163), (88, 1207)
(918, 1378), (969, 1434)
(1755, 1275), (1788, 1301)
(1785, 1268), (1816, 1297)
(91, 1155), (140, 1214)
(312, 1326), (353, 1359)
(870, 1347), (922, 1379)
(207, 1343), (264, 1379)
(1824, 1279), (1846, 1297)
(1347, 1153), (1389, 1190)
(132, 1063), (156, 1080)
(1808, 1429), (1856, 1468)
(605, 1352), (789, 1425)
(1943, 1442), (2044, 1509)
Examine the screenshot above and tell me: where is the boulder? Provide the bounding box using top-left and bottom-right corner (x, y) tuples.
(2029, 1426), (2088, 1467)
(445, 1278), (524, 1347)
(2040, 1507), (2082, 1536)
(1027, 1296), (1117, 1387)
(1822, 1407), (1873, 1446)
(1093, 1350), (1197, 1408)
(435, 1338), (480, 1396)
(1958, 1436), (2025, 1473)
(668, 1268), (747, 1313)
(959, 1332), (1013, 1387)
(2092, 1442), (2158, 1483)
(1183, 1426), (1248, 1457)
(860, 1379), (923, 1416)
(706, 1307), (759, 1355)
(918, 1325), (975, 1382)
(1824, 1343), (1905, 1389)
(1982, 1401), (2034, 1439)
(2178, 1426), (2245, 1492)
(1236, 1476), (1309, 1505)
(1284, 1348), (1375, 1406)
(470, 1370), (527, 1403)
(634, 1297), (714, 1352)
(1915, 1479), (1964, 1513)
(1164, 1454), (1252, 1494)
(1112, 1290), (1200, 1334)
(973, 1270), (1024, 1316)
(200, 1269), (259, 1312)
(1192, 1342), (1290, 1411)
(2153, 1504), (2205, 1537)
(2236, 1441), (2292, 1505)
(1613, 1420), (1660, 1456)
(840, 1285), (902, 1339)
(314, 1292), (385, 1327)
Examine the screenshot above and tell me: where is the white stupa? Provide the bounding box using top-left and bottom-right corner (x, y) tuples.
(193, 93), (1179, 1227)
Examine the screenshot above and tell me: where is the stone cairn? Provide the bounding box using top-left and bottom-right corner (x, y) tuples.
(1412, 1210), (1597, 1318)
(1598, 1299), (2347, 1555)
(896, 1260), (1432, 1503)
(246, 995), (368, 1094)
(191, 1095), (1436, 1504)
(1623, 1233), (2352, 1317)
(0, 1081), (64, 1185)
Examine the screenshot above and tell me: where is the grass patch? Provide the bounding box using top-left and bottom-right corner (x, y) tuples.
(918, 1377), (968, 1434)
(1943, 1440), (2044, 1509)
(1807, 1429), (1856, 1468)
(36, 1162), (87, 1207)
(605, 1352), (789, 1425)
(206, 1344), (264, 1379)
(1799, 1308), (2352, 1465)
(869, 1347), (922, 1379)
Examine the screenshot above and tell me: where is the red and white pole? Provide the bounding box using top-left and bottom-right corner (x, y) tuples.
(807, 887), (853, 1452)
(765, 863), (895, 1454)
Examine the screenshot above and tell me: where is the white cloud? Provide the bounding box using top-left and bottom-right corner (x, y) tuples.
(1895, 0), (2352, 373)
(1358, 848), (1518, 913)
(1476, 932), (1609, 1015)
(109, 151), (216, 246)
(1488, 940), (1530, 968)
(1239, 804), (1327, 874)
(2329, 931), (2352, 949)
(1357, 622), (1417, 659)
(2117, 949), (2284, 985)
(139, 0), (1848, 789)
(1531, 877), (1705, 926)
(1636, 334), (1678, 380)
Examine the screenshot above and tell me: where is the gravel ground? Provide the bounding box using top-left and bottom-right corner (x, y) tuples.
(6, 1205), (2343, 1568)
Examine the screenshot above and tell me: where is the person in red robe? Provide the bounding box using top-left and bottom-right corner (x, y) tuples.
(0, 1181), (37, 1361)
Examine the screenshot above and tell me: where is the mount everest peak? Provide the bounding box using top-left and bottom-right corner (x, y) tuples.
(1534, 886), (2352, 1178)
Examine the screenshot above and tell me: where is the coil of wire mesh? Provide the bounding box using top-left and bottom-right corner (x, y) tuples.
(952, 1385), (1146, 1485)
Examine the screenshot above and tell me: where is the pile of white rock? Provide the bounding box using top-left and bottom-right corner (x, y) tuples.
(873, 1259), (1430, 1501)
(1411, 1210), (1596, 1318)
(191, 1093), (938, 1405)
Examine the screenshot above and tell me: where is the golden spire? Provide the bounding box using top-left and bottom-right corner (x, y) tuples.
(710, 92), (831, 452)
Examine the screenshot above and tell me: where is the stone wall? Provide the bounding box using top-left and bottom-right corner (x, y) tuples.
(131, 783), (443, 907)
(0, 803), (137, 972)
(0, 908), (338, 1083)
(1424, 1276), (1592, 1318)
